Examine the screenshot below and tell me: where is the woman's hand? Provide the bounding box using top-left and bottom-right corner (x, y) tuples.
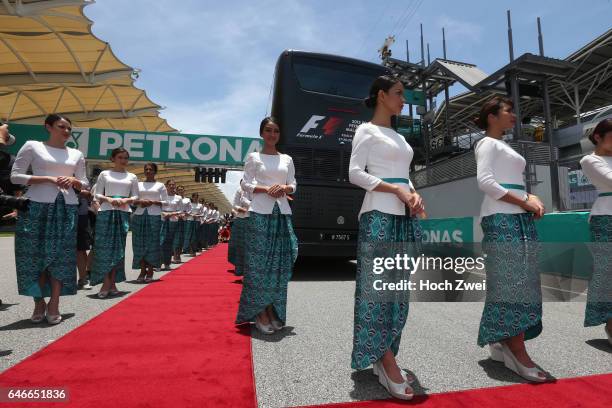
(110, 198), (122, 207)
(522, 194), (545, 219)
(395, 188), (425, 215)
(267, 184), (285, 198)
(55, 176), (80, 189)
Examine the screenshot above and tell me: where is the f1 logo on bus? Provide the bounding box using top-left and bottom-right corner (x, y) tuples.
(297, 115), (344, 139)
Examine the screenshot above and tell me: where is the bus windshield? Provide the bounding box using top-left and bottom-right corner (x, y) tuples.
(292, 55), (384, 99)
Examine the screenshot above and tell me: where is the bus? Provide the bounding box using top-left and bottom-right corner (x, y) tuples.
(271, 50), (390, 257)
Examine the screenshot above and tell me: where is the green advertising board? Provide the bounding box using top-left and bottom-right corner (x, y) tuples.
(7, 124), (262, 166)
(404, 89), (426, 106)
(419, 217), (474, 243)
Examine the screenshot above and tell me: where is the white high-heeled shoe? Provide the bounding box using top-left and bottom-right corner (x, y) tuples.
(255, 316), (274, 335)
(46, 314), (62, 325)
(374, 361), (414, 400)
(372, 363), (413, 383)
(500, 343), (547, 382)
(31, 302), (46, 323)
(270, 318), (283, 331)
(489, 342), (504, 362)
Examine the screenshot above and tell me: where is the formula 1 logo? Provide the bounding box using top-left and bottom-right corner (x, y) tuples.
(299, 115), (343, 136)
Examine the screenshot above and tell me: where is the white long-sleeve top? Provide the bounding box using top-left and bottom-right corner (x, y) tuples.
(190, 202), (202, 217)
(242, 152), (296, 215)
(200, 204), (208, 224)
(182, 197), (193, 220)
(580, 153), (612, 217)
(133, 181), (168, 216)
(232, 188), (251, 219)
(162, 194), (183, 222)
(10, 140), (88, 204)
(475, 136), (527, 217)
(349, 123), (415, 218)
(93, 170), (139, 212)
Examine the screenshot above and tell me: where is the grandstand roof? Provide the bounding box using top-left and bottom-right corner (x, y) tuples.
(0, 0), (174, 130)
(433, 28), (612, 137)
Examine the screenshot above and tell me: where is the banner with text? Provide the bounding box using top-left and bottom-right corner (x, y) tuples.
(7, 124), (262, 166)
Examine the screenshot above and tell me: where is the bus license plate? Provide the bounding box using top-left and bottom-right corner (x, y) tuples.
(321, 233), (354, 241)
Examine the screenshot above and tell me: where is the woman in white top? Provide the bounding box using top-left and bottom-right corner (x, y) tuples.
(197, 198), (208, 251)
(474, 96), (548, 383)
(228, 182), (251, 276)
(179, 187), (193, 255)
(183, 192), (200, 256)
(90, 147), (139, 298)
(172, 185), (187, 262)
(348, 76), (424, 400)
(212, 206), (221, 246)
(579, 118), (612, 344)
(203, 201), (215, 249)
(131, 163), (168, 282)
(235, 117), (298, 335)
(160, 179), (181, 269)
(11, 114), (88, 325)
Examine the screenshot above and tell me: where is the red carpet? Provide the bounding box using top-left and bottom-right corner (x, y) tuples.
(2, 244), (610, 408)
(301, 373), (612, 408)
(0, 244), (257, 408)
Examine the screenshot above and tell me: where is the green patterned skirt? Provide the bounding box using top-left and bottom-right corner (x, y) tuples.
(182, 220), (197, 252)
(131, 210), (162, 269)
(228, 221), (237, 266)
(235, 204), (298, 325)
(90, 210), (130, 286)
(15, 194), (78, 298)
(160, 219), (178, 265)
(173, 220), (185, 252)
(198, 223), (206, 247)
(351, 210), (422, 370)
(229, 218), (247, 275)
(477, 213), (542, 346)
(585, 215), (612, 327)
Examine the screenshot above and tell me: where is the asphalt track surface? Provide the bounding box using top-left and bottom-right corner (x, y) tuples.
(0, 237), (610, 407)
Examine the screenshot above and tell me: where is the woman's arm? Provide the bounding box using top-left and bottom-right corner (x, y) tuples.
(92, 172), (110, 203)
(10, 142), (57, 186)
(242, 154), (269, 194)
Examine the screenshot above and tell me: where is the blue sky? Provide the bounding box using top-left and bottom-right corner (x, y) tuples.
(85, 0), (611, 199)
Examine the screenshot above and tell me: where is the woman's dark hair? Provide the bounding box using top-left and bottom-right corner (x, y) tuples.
(364, 75), (402, 109)
(165, 179), (175, 186)
(144, 162), (158, 173)
(259, 116), (279, 135)
(589, 118), (612, 145)
(110, 147), (129, 159)
(475, 96), (514, 130)
(191, 192), (199, 199)
(44, 114), (72, 129)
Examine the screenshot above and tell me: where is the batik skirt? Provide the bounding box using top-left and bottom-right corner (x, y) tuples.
(90, 210), (130, 286)
(15, 193), (78, 297)
(235, 204), (298, 325)
(232, 218), (248, 276)
(131, 210), (162, 269)
(584, 215), (612, 327)
(477, 213), (542, 346)
(160, 219), (178, 265)
(351, 210), (422, 370)
(182, 220), (198, 252)
(173, 220), (185, 252)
